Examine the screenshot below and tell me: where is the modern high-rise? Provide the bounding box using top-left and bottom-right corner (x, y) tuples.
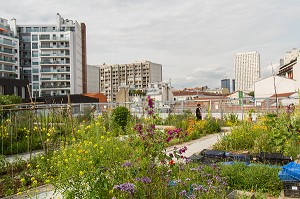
(234, 51), (260, 92)
(99, 61), (162, 102)
(0, 18), (19, 79)
(15, 13), (87, 97)
(221, 79), (230, 92)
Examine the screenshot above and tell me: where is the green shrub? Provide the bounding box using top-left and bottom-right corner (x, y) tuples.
(112, 106), (131, 131)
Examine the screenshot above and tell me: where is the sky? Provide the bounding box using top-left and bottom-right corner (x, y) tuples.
(2, 0), (300, 89)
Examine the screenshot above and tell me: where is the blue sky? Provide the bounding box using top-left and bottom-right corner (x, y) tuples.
(2, 0), (300, 89)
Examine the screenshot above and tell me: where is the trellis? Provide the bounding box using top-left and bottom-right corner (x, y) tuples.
(0, 98), (75, 197)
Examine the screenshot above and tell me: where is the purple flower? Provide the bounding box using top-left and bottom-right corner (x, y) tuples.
(179, 190), (187, 196)
(122, 161), (132, 167)
(113, 182), (135, 195)
(135, 177), (141, 181)
(141, 177), (152, 184)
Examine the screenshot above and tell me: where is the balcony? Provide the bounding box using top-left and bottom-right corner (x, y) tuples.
(40, 37), (70, 41)
(0, 57), (16, 64)
(0, 49), (14, 55)
(40, 53), (70, 57)
(40, 60), (70, 65)
(40, 84), (70, 89)
(40, 77), (70, 81)
(0, 66), (17, 73)
(0, 40), (16, 47)
(39, 45), (70, 49)
(40, 69), (70, 73)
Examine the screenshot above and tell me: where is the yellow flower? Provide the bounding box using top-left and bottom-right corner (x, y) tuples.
(101, 136), (104, 139)
(20, 178), (25, 183)
(79, 171), (84, 176)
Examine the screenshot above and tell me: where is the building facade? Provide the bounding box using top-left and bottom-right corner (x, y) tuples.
(234, 51), (260, 92)
(0, 18), (19, 79)
(278, 48), (300, 79)
(221, 79), (230, 93)
(15, 13), (86, 97)
(99, 61), (162, 102)
(87, 65), (100, 93)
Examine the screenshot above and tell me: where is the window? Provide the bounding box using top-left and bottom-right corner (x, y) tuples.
(32, 43), (38, 49)
(32, 51), (38, 57)
(39, 34), (50, 40)
(22, 87), (26, 99)
(14, 86), (19, 96)
(34, 27), (39, 32)
(32, 68), (39, 73)
(32, 35), (38, 41)
(32, 83), (39, 89)
(0, 85), (4, 94)
(26, 27), (32, 33)
(33, 75), (39, 81)
(32, 62), (39, 65)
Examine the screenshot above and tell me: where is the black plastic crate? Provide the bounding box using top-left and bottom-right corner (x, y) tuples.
(200, 149), (226, 159)
(283, 181), (300, 198)
(259, 152), (292, 165)
(260, 152), (283, 160)
(187, 155), (204, 162)
(227, 154), (251, 162)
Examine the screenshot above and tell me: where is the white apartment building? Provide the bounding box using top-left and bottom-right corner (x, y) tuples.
(0, 18), (19, 79)
(16, 13), (86, 97)
(99, 61), (162, 102)
(234, 51), (260, 92)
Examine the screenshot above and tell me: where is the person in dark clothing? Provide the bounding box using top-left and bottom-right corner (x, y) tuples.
(196, 104), (202, 120)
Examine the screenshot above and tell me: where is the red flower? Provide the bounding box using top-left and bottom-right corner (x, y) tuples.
(169, 160), (175, 165)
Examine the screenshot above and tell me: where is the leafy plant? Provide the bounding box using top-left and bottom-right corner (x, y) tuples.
(112, 106), (131, 131)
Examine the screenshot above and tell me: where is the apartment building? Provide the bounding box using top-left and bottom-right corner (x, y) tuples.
(99, 61), (162, 102)
(16, 13), (87, 97)
(234, 51), (260, 92)
(0, 18), (19, 79)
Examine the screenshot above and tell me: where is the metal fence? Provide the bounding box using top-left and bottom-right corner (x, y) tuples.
(12, 95), (298, 121)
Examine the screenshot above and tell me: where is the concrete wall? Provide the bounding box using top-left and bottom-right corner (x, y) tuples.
(254, 76), (297, 99)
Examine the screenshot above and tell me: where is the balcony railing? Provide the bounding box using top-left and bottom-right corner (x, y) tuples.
(40, 60), (70, 65)
(40, 84), (70, 89)
(40, 53), (70, 57)
(0, 49), (14, 55)
(40, 77), (70, 81)
(0, 67), (17, 72)
(0, 57), (16, 63)
(39, 45), (70, 49)
(40, 69), (70, 73)
(0, 40), (16, 47)
(41, 37), (70, 41)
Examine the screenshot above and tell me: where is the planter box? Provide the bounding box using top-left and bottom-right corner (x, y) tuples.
(283, 181), (300, 198)
(200, 149), (226, 159)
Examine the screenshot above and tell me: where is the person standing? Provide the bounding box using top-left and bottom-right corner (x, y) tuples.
(196, 104), (202, 120)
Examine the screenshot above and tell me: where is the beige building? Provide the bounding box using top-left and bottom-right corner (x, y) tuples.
(99, 60), (162, 102)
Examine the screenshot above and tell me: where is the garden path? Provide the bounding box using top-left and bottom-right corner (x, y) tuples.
(166, 127), (230, 160)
